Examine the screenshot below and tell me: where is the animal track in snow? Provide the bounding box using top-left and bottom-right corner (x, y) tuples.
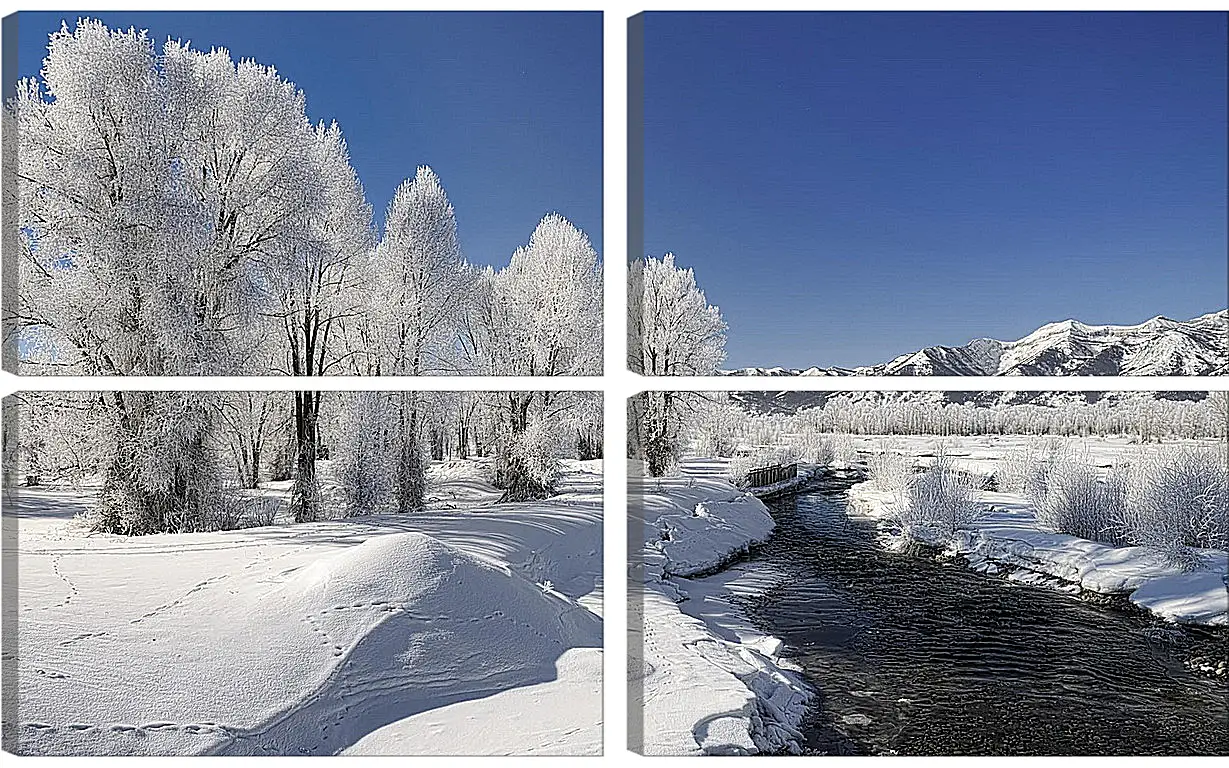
(21, 720), (231, 737)
(131, 575), (229, 624)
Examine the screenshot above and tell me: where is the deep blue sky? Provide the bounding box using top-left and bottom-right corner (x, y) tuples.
(17, 11), (602, 266)
(643, 12), (1227, 369)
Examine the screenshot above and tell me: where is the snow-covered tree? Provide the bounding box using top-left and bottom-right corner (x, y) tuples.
(369, 166), (472, 374)
(630, 391), (726, 477)
(333, 391), (397, 517)
(628, 253), (726, 376)
(475, 215), (602, 498)
(486, 214), (602, 377)
(212, 392), (287, 489)
(93, 392), (223, 535)
(627, 255), (726, 475)
(363, 167), (472, 511)
(263, 122), (373, 522)
(7, 21), (318, 375)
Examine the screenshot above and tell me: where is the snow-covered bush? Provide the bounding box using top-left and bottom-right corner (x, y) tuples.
(334, 392), (398, 517)
(793, 433), (835, 467)
(866, 447), (913, 494)
(496, 418), (563, 502)
(205, 494), (248, 532)
(1121, 448), (1228, 570)
(998, 438), (1069, 500)
(1032, 461), (1127, 544)
(244, 496), (280, 528)
(828, 433), (859, 468)
(898, 453), (983, 538)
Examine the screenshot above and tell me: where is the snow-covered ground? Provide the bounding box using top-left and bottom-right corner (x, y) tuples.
(4, 459), (603, 756)
(842, 436), (1229, 627)
(630, 458), (811, 756)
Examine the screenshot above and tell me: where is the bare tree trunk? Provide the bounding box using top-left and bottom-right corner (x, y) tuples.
(290, 391), (320, 523)
(396, 392), (426, 513)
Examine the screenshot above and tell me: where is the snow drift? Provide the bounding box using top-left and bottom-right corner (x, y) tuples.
(11, 462), (603, 757)
(631, 461), (811, 756)
(14, 531), (598, 756)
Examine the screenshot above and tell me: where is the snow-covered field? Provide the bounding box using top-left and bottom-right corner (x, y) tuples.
(842, 435), (1229, 626)
(4, 459), (603, 756)
(630, 458), (811, 756)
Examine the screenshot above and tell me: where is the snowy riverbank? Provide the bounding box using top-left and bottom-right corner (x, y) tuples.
(5, 459), (603, 756)
(630, 459), (811, 755)
(847, 481), (1229, 627)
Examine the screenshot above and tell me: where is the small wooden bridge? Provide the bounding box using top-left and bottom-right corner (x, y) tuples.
(745, 462), (797, 489)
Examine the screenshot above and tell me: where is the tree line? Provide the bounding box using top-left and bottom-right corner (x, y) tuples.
(7, 390), (602, 534)
(5, 21), (604, 523)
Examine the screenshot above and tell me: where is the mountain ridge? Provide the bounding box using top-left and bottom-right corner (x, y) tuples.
(721, 310), (1227, 377)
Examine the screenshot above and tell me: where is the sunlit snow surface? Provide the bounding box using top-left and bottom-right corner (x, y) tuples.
(4, 460), (603, 756)
(842, 436), (1229, 626)
(630, 458), (811, 756)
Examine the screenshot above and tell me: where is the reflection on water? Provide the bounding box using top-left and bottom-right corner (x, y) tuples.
(743, 472), (1228, 756)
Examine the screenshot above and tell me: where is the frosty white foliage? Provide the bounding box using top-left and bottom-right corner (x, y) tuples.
(997, 438), (1070, 499)
(628, 253), (726, 376)
(1122, 448), (1228, 569)
(485, 214), (603, 377)
(690, 402), (744, 459)
(511, 419), (566, 495)
(11, 21), (325, 375)
(334, 392), (398, 517)
(866, 446), (913, 494)
(368, 166), (471, 375)
(9, 392), (109, 484)
(897, 453), (983, 539)
(10, 20), (603, 386)
(1032, 460), (1127, 545)
(792, 433), (835, 466)
(780, 394), (1226, 441)
(91, 391), (226, 535)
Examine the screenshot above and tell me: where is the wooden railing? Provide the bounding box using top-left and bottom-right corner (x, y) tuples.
(745, 462), (797, 489)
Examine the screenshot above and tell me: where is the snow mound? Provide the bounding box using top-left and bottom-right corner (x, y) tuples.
(217, 532), (601, 755)
(655, 496), (776, 578)
(15, 531), (600, 756)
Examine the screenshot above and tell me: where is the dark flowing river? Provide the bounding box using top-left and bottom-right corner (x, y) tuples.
(740, 470), (1228, 756)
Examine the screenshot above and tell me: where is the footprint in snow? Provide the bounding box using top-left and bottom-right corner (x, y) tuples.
(142, 722), (177, 731)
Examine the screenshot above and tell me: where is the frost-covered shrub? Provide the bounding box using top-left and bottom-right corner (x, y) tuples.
(495, 419), (563, 501)
(793, 433), (835, 467)
(1032, 461), (1127, 545)
(1121, 448), (1228, 570)
(866, 447), (913, 494)
(998, 439), (1070, 501)
(206, 494), (247, 531)
(726, 454), (758, 488)
(899, 454), (983, 538)
(244, 496), (280, 528)
(995, 449), (1037, 494)
(828, 434), (858, 467)
(334, 392), (397, 517)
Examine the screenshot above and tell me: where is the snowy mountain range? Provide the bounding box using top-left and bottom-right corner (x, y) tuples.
(722, 311), (1228, 378)
(730, 388), (1212, 416)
